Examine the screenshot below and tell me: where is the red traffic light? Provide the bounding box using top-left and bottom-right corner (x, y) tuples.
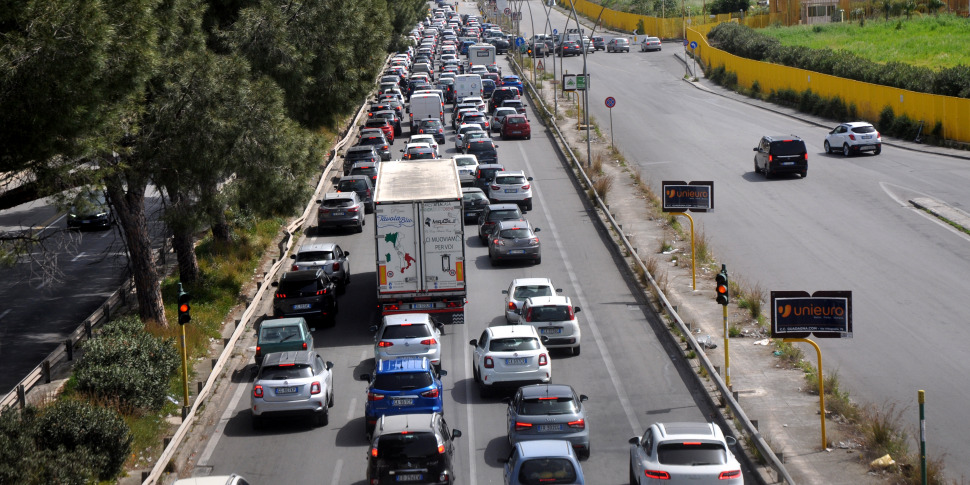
(179, 303), (189, 313)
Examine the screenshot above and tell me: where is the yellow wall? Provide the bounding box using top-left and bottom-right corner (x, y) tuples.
(686, 28), (970, 142)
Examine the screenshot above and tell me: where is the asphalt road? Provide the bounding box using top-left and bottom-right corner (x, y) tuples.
(187, 54), (746, 483)
(534, 4), (970, 476)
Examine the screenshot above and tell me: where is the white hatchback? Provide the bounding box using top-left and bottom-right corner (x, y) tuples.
(408, 134), (439, 153)
(520, 296), (582, 355)
(502, 278), (562, 323)
(369, 313), (444, 373)
(469, 325), (551, 397)
(488, 170), (534, 211)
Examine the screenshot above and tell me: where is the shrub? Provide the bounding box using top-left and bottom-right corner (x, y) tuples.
(878, 106), (896, 132)
(891, 113), (921, 140)
(723, 71), (738, 90)
(34, 399), (132, 481)
(0, 408), (37, 484)
(750, 79), (761, 95)
(74, 315), (180, 411)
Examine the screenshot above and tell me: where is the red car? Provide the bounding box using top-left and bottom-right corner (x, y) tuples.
(501, 114), (531, 140)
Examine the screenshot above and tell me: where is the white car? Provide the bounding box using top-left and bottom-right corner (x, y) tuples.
(502, 278), (562, 323)
(251, 350), (334, 428)
(628, 422), (743, 484)
(456, 123), (488, 151)
(454, 154), (480, 186)
(463, 96), (487, 113)
(469, 325), (551, 397)
(408, 134), (439, 153)
(487, 170), (534, 211)
(369, 313), (444, 373)
(520, 296), (582, 355)
(824, 121), (882, 156)
(403, 141), (438, 158)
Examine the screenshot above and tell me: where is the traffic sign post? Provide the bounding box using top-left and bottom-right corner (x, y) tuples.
(605, 96), (616, 149)
(690, 41), (699, 79)
(662, 180), (714, 290)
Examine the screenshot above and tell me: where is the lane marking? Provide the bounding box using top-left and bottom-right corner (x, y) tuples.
(329, 458), (343, 485)
(346, 397), (358, 421)
(519, 143), (642, 434)
(197, 377), (250, 466)
(881, 182), (970, 242)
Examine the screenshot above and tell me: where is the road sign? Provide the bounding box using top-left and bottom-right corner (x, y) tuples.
(536, 59), (545, 71)
(683, 39), (688, 46)
(504, 7), (511, 14)
(562, 74), (576, 91)
(690, 41), (698, 49)
(515, 37), (525, 46)
(513, 11), (522, 20)
(661, 181), (713, 212)
(575, 74), (588, 91)
(605, 96), (616, 108)
(553, 29), (558, 35)
(771, 291), (853, 338)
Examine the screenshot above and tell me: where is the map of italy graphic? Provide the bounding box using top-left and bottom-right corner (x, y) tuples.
(384, 232), (415, 272)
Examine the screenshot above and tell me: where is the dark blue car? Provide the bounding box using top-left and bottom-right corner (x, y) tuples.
(362, 357), (446, 436)
(482, 78), (496, 98)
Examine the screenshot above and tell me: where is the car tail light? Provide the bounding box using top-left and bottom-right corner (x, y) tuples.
(367, 392), (385, 401)
(645, 469), (670, 480)
(420, 338), (438, 345)
(310, 381), (321, 395)
(521, 184), (530, 190)
(538, 354), (548, 366)
(274, 292), (286, 298)
(291, 265), (298, 271)
(302, 342), (307, 350)
(419, 129), (424, 134)
(719, 470), (741, 480)
(347, 206), (359, 213)
(484, 356), (494, 368)
(848, 133), (856, 140)
(378, 341), (394, 347)
(508, 302), (516, 311)
(382, 145), (388, 150)
(567, 306), (574, 319)
(768, 154), (774, 163)
(253, 385), (263, 398)
(515, 421), (533, 431)
(315, 289), (327, 295)
(332, 262), (340, 271)
(421, 388), (440, 398)
(525, 308), (533, 322)
(567, 419), (585, 429)
(255, 346), (261, 358)
(493, 238), (504, 246)
(370, 448), (378, 458)
(529, 237), (539, 245)
(490, 185), (499, 190)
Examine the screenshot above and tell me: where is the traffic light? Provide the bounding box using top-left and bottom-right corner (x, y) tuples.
(715, 264), (729, 306)
(177, 284), (191, 325)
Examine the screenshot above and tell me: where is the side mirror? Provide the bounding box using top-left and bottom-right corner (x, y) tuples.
(316, 199), (323, 204)
(344, 251), (350, 256)
(271, 281), (279, 287)
(501, 396), (512, 404)
(556, 288), (563, 293)
(498, 457), (509, 464)
(326, 361), (334, 370)
(540, 335), (549, 344)
(574, 307), (581, 313)
(526, 177), (534, 181)
(579, 394), (589, 402)
(533, 227), (541, 232)
(438, 369), (448, 377)
(452, 429), (462, 439)
(360, 373), (371, 382)
(752, 147), (759, 152)
(629, 437), (641, 445)
(368, 325), (378, 333)
(468, 339), (478, 347)
(501, 289), (509, 295)
(436, 323), (445, 333)
(726, 436), (738, 446)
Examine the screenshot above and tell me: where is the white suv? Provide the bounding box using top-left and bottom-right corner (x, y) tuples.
(502, 278), (562, 323)
(519, 296), (582, 355)
(487, 170), (534, 211)
(469, 325), (551, 397)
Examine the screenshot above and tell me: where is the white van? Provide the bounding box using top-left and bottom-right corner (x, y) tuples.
(412, 89), (445, 108)
(409, 93), (445, 132)
(454, 74), (483, 104)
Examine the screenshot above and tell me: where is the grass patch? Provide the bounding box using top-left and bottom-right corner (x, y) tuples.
(774, 339), (804, 366)
(728, 324), (743, 338)
(592, 174), (615, 202)
(860, 403), (909, 461)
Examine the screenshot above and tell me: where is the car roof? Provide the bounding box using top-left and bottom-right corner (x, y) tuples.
(765, 135), (803, 141)
(261, 317), (307, 329)
(495, 170), (525, 177)
(515, 439), (575, 458)
(383, 313), (433, 326)
(486, 203), (519, 210)
(260, 350), (316, 367)
(511, 277), (553, 287)
(297, 241), (337, 253)
(496, 220), (532, 230)
(376, 357), (432, 373)
(655, 422), (724, 440)
(843, 121), (874, 127)
(525, 295), (571, 307)
(487, 324), (539, 339)
(347, 145), (377, 153)
(519, 383), (575, 399)
(350, 162), (376, 169)
(339, 174), (372, 183)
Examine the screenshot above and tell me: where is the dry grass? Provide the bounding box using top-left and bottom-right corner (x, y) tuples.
(860, 403), (909, 462)
(592, 174), (615, 202)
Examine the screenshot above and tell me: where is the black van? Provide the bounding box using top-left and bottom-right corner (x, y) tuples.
(753, 135), (808, 178)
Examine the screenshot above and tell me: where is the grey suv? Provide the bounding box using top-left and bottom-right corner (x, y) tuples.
(367, 413), (462, 485)
(317, 192), (365, 233)
(344, 146), (380, 175)
(336, 175), (375, 213)
(753, 135), (808, 179)
(290, 242), (350, 293)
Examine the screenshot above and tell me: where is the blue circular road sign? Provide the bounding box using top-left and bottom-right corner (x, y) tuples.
(605, 96), (616, 108)
(690, 41), (698, 49)
(683, 39), (689, 46)
(553, 29), (559, 35)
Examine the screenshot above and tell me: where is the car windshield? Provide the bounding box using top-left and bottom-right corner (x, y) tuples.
(769, 140), (805, 156)
(517, 458), (578, 484)
(377, 432), (439, 459)
(488, 209), (520, 221)
(463, 192), (488, 203)
(513, 285), (553, 300)
(496, 175), (525, 184)
(500, 228), (532, 239)
(489, 337), (540, 351)
(259, 364), (313, 380)
(373, 372), (434, 391)
(382, 324), (433, 339)
(518, 397), (578, 415)
(657, 442), (728, 465)
(259, 325), (302, 343)
(323, 198), (356, 208)
(529, 305), (570, 321)
(295, 251), (334, 262)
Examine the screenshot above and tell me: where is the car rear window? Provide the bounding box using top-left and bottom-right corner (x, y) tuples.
(517, 458), (578, 484)
(365, 119), (388, 128)
(338, 180), (368, 192)
(496, 175), (525, 184)
(500, 228), (531, 239)
(489, 209), (521, 221)
(259, 325), (302, 344)
(513, 285), (553, 300)
(489, 337), (540, 352)
(851, 125), (876, 134)
(382, 324), (433, 339)
(657, 442), (728, 465)
(468, 143), (495, 153)
(278, 279), (324, 295)
(528, 305), (571, 321)
(295, 251), (334, 262)
(360, 137), (385, 146)
(324, 198), (356, 208)
(377, 432), (439, 459)
(455, 157), (477, 167)
(259, 364), (313, 380)
(373, 372), (434, 391)
(351, 167), (378, 177)
(769, 140), (806, 156)
(507, 117), (525, 125)
(517, 397), (578, 415)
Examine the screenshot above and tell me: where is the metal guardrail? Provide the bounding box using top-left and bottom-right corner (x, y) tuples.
(507, 54), (795, 485)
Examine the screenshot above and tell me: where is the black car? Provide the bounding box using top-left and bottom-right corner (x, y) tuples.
(366, 412), (461, 485)
(372, 110), (403, 137)
(461, 187), (490, 224)
(473, 163), (506, 193)
(477, 203), (525, 243)
(489, 87), (520, 113)
(67, 189), (112, 230)
(489, 37), (510, 54)
(336, 175), (375, 213)
(413, 118), (447, 144)
(271, 269), (338, 326)
(753, 135), (808, 178)
(356, 132), (392, 161)
(465, 139), (499, 165)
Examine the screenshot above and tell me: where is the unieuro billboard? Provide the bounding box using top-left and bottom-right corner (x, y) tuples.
(770, 291), (852, 338)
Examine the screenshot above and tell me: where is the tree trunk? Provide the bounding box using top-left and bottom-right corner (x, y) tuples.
(106, 174), (168, 327)
(172, 225), (199, 286)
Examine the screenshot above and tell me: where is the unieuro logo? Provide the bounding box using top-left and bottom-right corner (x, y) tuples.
(667, 188), (709, 198)
(778, 303), (845, 318)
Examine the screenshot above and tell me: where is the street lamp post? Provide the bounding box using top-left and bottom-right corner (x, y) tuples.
(563, 0), (592, 168)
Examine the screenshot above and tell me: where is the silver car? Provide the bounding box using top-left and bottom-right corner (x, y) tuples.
(369, 313), (445, 373)
(505, 384), (590, 459)
(628, 422), (743, 484)
(503, 278), (562, 323)
(316, 192), (365, 233)
(487, 220), (542, 265)
(290, 241), (351, 293)
(251, 350), (335, 429)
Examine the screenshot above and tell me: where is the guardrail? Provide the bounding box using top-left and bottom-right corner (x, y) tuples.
(507, 54), (795, 485)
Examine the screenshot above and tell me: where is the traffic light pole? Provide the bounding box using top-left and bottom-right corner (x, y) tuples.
(180, 324), (189, 416)
(722, 304), (730, 388)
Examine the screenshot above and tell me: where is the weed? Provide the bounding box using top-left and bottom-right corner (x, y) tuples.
(592, 174), (615, 202)
(774, 340), (804, 365)
(728, 324), (743, 338)
(591, 151), (605, 174)
(744, 433), (770, 465)
(827, 388), (861, 423)
(686, 350), (697, 359)
(860, 403), (909, 461)
(694, 230), (712, 265)
(659, 238), (674, 253)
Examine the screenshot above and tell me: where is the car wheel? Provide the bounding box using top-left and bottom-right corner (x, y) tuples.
(524, 200), (533, 211)
(753, 158), (761, 174)
(874, 145), (881, 155)
(355, 220), (364, 233)
(824, 140), (832, 153)
(801, 170), (808, 178)
(526, 134), (531, 140)
(842, 143), (851, 157)
(314, 409), (329, 427)
(572, 345), (581, 356)
(579, 445), (590, 460)
(328, 390), (335, 408)
(629, 461), (639, 485)
(534, 256), (541, 265)
(337, 280), (347, 295)
(478, 378), (491, 398)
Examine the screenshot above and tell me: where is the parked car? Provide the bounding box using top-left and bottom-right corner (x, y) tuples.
(486, 219), (542, 265)
(505, 384), (590, 459)
(367, 413), (462, 485)
(640, 36), (662, 52)
(289, 242), (351, 293)
(503, 278), (562, 323)
(361, 357), (447, 436)
(66, 188), (112, 230)
(254, 317), (314, 366)
(343, 145), (380, 175)
(271, 269), (337, 325)
(487, 170), (534, 210)
(753, 135), (808, 178)
(336, 175), (375, 213)
(520, 296), (581, 355)
(628, 422), (743, 484)
(251, 350), (333, 429)
(462, 187), (490, 223)
(369, 313), (445, 373)
(316, 191), (365, 233)
(454, 154), (480, 186)
(606, 37), (630, 52)
(501, 440), (585, 484)
(501, 114), (531, 140)
(469, 325), (551, 397)
(824, 121), (882, 156)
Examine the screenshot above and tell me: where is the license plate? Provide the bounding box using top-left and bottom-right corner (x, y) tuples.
(509, 249), (525, 255)
(393, 398), (414, 406)
(292, 303), (311, 310)
(781, 162), (794, 165)
(331, 211), (345, 216)
(275, 386), (298, 395)
(861, 145), (875, 150)
(862, 135), (873, 139)
(539, 424), (563, 432)
(466, 212), (475, 217)
(540, 327), (562, 334)
(506, 358), (527, 365)
(504, 189), (517, 193)
(396, 474), (423, 481)
(411, 303), (434, 309)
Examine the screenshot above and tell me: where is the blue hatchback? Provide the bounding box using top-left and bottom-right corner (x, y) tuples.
(501, 75), (524, 95)
(362, 357), (446, 436)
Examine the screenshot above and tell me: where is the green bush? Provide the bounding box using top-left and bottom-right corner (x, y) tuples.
(34, 399), (132, 481)
(0, 408), (37, 484)
(74, 315), (180, 411)
(878, 106), (896, 132)
(723, 71), (738, 90)
(750, 79), (761, 95)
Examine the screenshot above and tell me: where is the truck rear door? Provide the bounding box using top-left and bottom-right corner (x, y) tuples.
(376, 203), (421, 294)
(420, 200), (465, 292)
